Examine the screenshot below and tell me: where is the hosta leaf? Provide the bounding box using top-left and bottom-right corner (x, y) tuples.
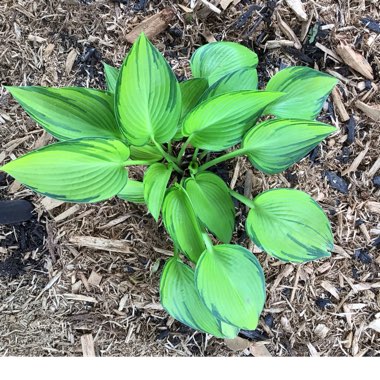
(191, 42), (258, 85)
(1, 138), (130, 203)
(264, 66), (338, 119)
(103, 63), (119, 93)
(117, 179), (144, 203)
(144, 163), (172, 221)
(182, 91), (284, 151)
(180, 78), (208, 119)
(242, 119), (337, 174)
(184, 172), (235, 243)
(162, 186), (206, 263)
(5, 86), (121, 140)
(115, 33), (181, 146)
(160, 258), (239, 338)
(246, 189), (333, 263)
(195, 244), (266, 330)
(200, 67), (258, 101)
(130, 144), (163, 162)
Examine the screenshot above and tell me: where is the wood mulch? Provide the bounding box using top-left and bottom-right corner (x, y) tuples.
(0, 0), (379, 356)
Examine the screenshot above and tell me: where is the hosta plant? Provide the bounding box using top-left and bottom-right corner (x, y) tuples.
(1, 33), (338, 338)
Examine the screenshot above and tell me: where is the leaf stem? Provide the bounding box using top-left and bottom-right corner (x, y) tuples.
(202, 232), (214, 253)
(229, 189), (255, 209)
(177, 135), (192, 165)
(152, 139), (184, 174)
(197, 148), (247, 172)
(198, 150), (210, 161)
(192, 147), (200, 163)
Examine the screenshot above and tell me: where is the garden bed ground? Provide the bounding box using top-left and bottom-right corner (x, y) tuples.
(0, 0), (379, 356)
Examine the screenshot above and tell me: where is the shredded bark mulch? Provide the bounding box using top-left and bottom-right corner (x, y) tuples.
(0, 0), (379, 356)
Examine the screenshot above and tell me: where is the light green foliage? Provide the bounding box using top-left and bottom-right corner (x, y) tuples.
(1, 35), (338, 339)
(162, 186), (206, 263)
(191, 41), (258, 85)
(265, 66), (338, 119)
(117, 179), (144, 204)
(103, 62), (119, 93)
(5, 86), (121, 140)
(144, 163), (172, 221)
(184, 172), (234, 243)
(115, 33), (181, 146)
(246, 189), (334, 263)
(242, 119), (337, 174)
(182, 91), (284, 151)
(160, 258), (239, 339)
(200, 67), (258, 101)
(195, 244), (266, 330)
(2, 138), (130, 202)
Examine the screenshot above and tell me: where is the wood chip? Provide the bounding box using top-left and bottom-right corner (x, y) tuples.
(307, 342), (320, 357)
(321, 280), (340, 300)
(220, 0), (234, 10)
(200, 0), (222, 14)
(88, 270), (102, 287)
(315, 324), (329, 339)
(315, 42), (342, 62)
(336, 43), (374, 80)
(368, 156), (380, 178)
(249, 342), (272, 357)
(366, 201), (380, 214)
(266, 40), (295, 49)
(40, 197), (65, 211)
(355, 100), (380, 122)
(65, 49), (77, 75)
(54, 204), (81, 222)
(35, 271), (62, 300)
(276, 11), (302, 49)
(342, 142), (370, 176)
(98, 214), (132, 230)
(69, 236), (132, 253)
(331, 87), (350, 122)
(285, 0), (308, 21)
(27, 34), (46, 43)
(63, 293), (98, 303)
(81, 334), (96, 357)
(367, 318), (380, 333)
(224, 337), (250, 351)
(125, 8), (175, 44)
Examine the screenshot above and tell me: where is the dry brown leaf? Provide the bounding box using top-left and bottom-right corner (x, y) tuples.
(249, 342), (272, 357)
(224, 336), (251, 351)
(336, 43), (374, 80)
(285, 0), (307, 21)
(65, 49), (77, 75)
(355, 100), (380, 122)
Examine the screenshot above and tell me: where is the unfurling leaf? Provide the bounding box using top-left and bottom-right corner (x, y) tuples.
(160, 258), (239, 338)
(1, 138), (130, 203)
(182, 91), (284, 151)
(246, 189), (333, 263)
(5, 86), (121, 140)
(103, 63), (120, 93)
(184, 172), (234, 243)
(195, 244), (266, 330)
(191, 42), (258, 85)
(144, 163), (172, 221)
(200, 67), (258, 101)
(264, 66), (338, 119)
(118, 179), (144, 203)
(242, 119), (337, 174)
(115, 33), (181, 146)
(162, 186), (206, 263)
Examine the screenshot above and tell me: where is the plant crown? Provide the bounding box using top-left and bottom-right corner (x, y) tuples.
(1, 33), (338, 338)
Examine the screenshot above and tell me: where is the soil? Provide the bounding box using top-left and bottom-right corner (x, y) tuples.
(0, 0), (380, 356)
